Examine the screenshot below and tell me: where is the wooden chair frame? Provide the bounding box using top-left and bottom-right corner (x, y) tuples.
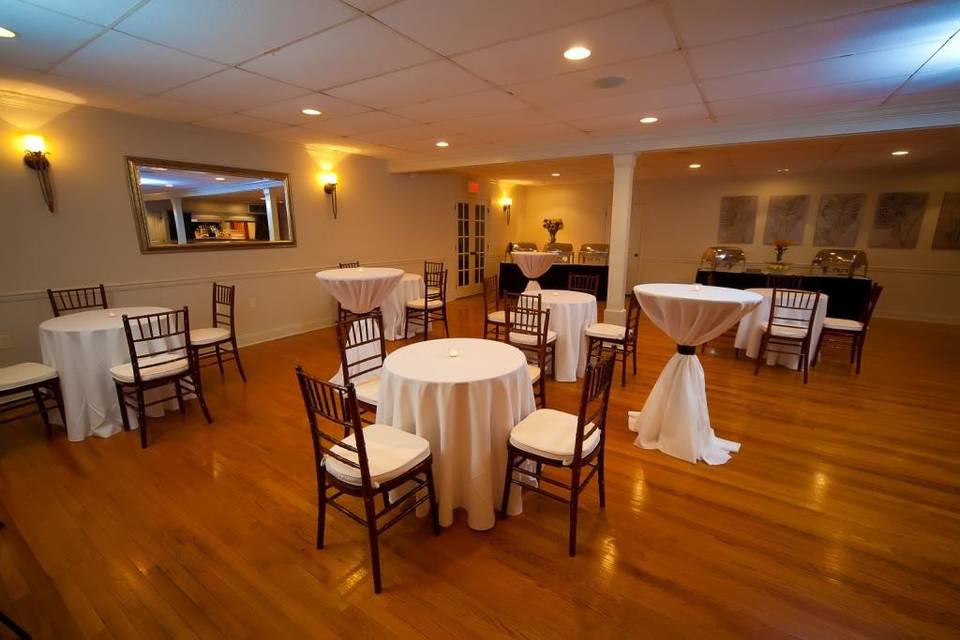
(754, 288), (821, 384)
(0, 374), (66, 439)
(813, 283), (883, 374)
(482, 274), (504, 340)
(335, 312), (387, 422)
(296, 367), (440, 594)
(567, 273), (600, 297)
(766, 274), (804, 289)
(505, 293), (555, 408)
(336, 263), (361, 320)
(587, 295), (641, 386)
(190, 282), (247, 381)
(405, 269), (450, 342)
(47, 284), (108, 317)
(338, 261), (360, 269)
(115, 308), (212, 448)
(499, 351), (616, 556)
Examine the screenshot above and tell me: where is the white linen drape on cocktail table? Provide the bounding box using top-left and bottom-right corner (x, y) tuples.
(734, 288), (828, 369)
(376, 338), (536, 530)
(628, 284), (762, 465)
(511, 252), (556, 292)
(536, 290), (597, 381)
(315, 267), (404, 314)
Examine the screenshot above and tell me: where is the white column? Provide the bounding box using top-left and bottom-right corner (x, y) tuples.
(604, 153), (636, 324)
(264, 188), (281, 240)
(171, 198), (187, 245)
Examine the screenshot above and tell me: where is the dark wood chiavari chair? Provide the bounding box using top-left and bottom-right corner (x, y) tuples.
(500, 351), (616, 556)
(336, 263), (361, 320)
(189, 282), (246, 381)
(295, 367), (440, 594)
(505, 293), (555, 408)
(335, 312), (386, 422)
(766, 274), (804, 289)
(405, 269), (449, 342)
(0, 362), (66, 439)
(567, 273), (600, 297)
(47, 284), (108, 317)
(754, 288), (821, 384)
(813, 282), (883, 374)
(423, 259), (444, 297)
(338, 261), (360, 269)
(112, 307), (212, 448)
(585, 294), (641, 386)
(481, 275), (505, 340)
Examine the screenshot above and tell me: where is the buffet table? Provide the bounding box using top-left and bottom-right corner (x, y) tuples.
(500, 262), (608, 301)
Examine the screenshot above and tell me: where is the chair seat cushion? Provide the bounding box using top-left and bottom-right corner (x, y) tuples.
(353, 375), (380, 406)
(0, 362), (58, 392)
(760, 322), (808, 339)
(110, 354), (189, 383)
(585, 323), (627, 340)
(527, 364), (541, 384)
(509, 408), (600, 465)
(190, 326), (231, 345)
(325, 424), (431, 488)
(823, 317), (864, 331)
(487, 310), (506, 324)
(509, 330), (557, 346)
(406, 298), (444, 310)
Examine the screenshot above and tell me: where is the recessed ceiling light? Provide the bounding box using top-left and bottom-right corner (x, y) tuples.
(563, 46), (591, 61)
(215, 176), (226, 181)
(891, 149), (909, 156)
(435, 140), (449, 148)
(688, 163), (702, 169)
(0, 27), (16, 39)
(551, 172), (560, 177)
(164, 183), (174, 188)
(640, 116), (658, 124)
(301, 108), (322, 116)
(777, 168), (790, 173)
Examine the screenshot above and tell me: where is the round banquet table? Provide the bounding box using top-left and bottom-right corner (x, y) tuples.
(627, 284), (762, 465)
(39, 307), (179, 441)
(511, 251), (556, 292)
(380, 272), (424, 340)
(535, 289), (597, 382)
(315, 267), (404, 314)
(376, 338), (536, 530)
(734, 288), (828, 369)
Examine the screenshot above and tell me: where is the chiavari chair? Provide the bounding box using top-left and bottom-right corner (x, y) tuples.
(423, 259), (444, 296)
(505, 293), (555, 408)
(766, 274), (804, 289)
(189, 282), (246, 381)
(338, 261), (360, 269)
(567, 273), (600, 297)
(405, 269), (449, 341)
(500, 351), (616, 556)
(47, 284), (108, 317)
(585, 294), (641, 386)
(335, 311), (386, 421)
(754, 288), (821, 384)
(482, 275), (505, 340)
(0, 362), (66, 439)
(112, 307), (212, 448)
(336, 263), (361, 320)
(813, 283), (883, 374)
(296, 367), (440, 594)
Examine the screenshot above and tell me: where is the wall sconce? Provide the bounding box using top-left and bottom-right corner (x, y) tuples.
(500, 196), (512, 225)
(322, 172), (338, 219)
(23, 134), (55, 213)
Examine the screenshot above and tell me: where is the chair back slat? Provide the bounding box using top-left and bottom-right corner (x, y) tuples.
(211, 282), (237, 332)
(567, 273), (600, 297)
(47, 284), (108, 317)
(120, 308), (192, 382)
(336, 312), (387, 383)
(482, 275), (499, 314)
(424, 269), (448, 303)
(339, 261), (360, 269)
(505, 294), (551, 348)
(625, 295), (642, 337)
(424, 260), (444, 274)
(766, 274), (804, 289)
(574, 352), (616, 462)
(768, 288), (820, 333)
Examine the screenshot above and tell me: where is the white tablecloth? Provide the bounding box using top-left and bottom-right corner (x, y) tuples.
(734, 288), (828, 369)
(535, 290), (597, 382)
(381, 273), (423, 340)
(628, 284), (762, 465)
(315, 267), (404, 314)
(511, 251), (556, 292)
(376, 338), (536, 530)
(39, 307), (179, 441)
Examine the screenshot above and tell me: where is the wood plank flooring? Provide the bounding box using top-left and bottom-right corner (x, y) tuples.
(1, 295), (958, 639)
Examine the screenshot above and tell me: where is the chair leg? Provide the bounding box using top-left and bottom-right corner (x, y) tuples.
(231, 338), (247, 382)
(442, 310), (450, 339)
(802, 345), (810, 384)
(136, 389), (148, 449)
(194, 376), (213, 424)
(632, 344), (637, 374)
(316, 472), (327, 550)
(50, 378), (66, 435)
(214, 345), (225, 375)
(363, 498), (382, 594)
(620, 345), (627, 387)
(849, 338), (857, 364)
(568, 468), (581, 557)
(539, 371), (547, 409)
(597, 449), (606, 508)
(424, 463), (441, 536)
(753, 335), (768, 376)
(32, 387), (52, 439)
(421, 308), (429, 342)
(174, 380), (185, 414)
(855, 333), (865, 374)
(499, 451), (515, 519)
(115, 382), (130, 431)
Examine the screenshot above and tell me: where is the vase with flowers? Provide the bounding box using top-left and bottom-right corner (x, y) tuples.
(542, 218), (564, 244)
(767, 239), (793, 271)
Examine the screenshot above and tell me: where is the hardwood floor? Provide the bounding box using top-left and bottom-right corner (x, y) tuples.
(1, 296), (958, 639)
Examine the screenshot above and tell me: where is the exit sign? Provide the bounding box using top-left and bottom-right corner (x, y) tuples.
(467, 180), (479, 193)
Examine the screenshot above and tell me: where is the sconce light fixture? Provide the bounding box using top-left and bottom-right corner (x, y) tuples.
(500, 196), (513, 225)
(23, 134), (54, 212)
(322, 172), (338, 219)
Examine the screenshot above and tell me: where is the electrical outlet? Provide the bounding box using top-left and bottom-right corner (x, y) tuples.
(0, 334), (12, 349)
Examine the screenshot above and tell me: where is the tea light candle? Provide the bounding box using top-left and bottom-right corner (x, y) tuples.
(107, 312), (117, 318)
(552, 291), (560, 296)
(357, 266), (365, 272)
(691, 284), (702, 291)
(447, 348), (460, 358)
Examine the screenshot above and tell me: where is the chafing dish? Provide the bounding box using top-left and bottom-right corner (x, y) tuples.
(810, 249), (868, 277)
(578, 243), (609, 264)
(544, 242), (575, 264)
(699, 246), (746, 271)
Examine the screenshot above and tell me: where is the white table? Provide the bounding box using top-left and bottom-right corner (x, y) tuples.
(628, 284), (762, 465)
(39, 307), (179, 441)
(315, 267), (404, 314)
(535, 290), (597, 382)
(735, 288), (828, 369)
(381, 272), (424, 340)
(511, 252), (556, 292)
(376, 338), (536, 530)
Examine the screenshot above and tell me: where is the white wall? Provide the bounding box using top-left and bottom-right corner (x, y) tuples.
(517, 170), (960, 323)
(0, 107), (502, 364)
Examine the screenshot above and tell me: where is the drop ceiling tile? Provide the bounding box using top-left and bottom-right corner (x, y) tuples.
(700, 41), (942, 102)
(115, 0), (357, 65)
(241, 17), (437, 90)
(0, 2), (103, 70)
(162, 68), (310, 111)
(540, 83), (702, 121)
(437, 109), (563, 135)
(241, 93), (370, 124)
(386, 136), (492, 154)
(571, 103), (710, 133)
(117, 96), (230, 123)
(350, 124), (460, 145)
(327, 60), (489, 109)
(385, 89), (527, 122)
(22, 0), (144, 26)
(898, 35), (960, 96)
(885, 85), (960, 107)
(195, 113), (283, 134)
(342, 0), (396, 10)
(454, 4), (677, 86)
(710, 76), (905, 119)
(51, 31), (225, 93)
(478, 122), (586, 144)
(374, 0), (640, 56)
(303, 110), (417, 135)
(31, 72), (144, 108)
(688, 1), (960, 79)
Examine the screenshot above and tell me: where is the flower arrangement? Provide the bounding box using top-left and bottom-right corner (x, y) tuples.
(773, 239), (793, 262)
(542, 217), (564, 243)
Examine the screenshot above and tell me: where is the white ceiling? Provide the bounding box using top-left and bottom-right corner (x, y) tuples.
(1, 0), (959, 165)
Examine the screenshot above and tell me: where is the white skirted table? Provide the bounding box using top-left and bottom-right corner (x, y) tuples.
(735, 288), (828, 369)
(39, 306), (178, 441)
(628, 284), (762, 465)
(381, 272), (424, 340)
(536, 289), (597, 382)
(315, 267), (404, 314)
(376, 338), (536, 530)
(511, 251), (556, 292)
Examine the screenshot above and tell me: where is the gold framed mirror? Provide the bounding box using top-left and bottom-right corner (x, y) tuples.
(126, 157), (296, 253)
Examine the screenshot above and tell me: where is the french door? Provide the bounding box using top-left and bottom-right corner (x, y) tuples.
(455, 199), (488, 297)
